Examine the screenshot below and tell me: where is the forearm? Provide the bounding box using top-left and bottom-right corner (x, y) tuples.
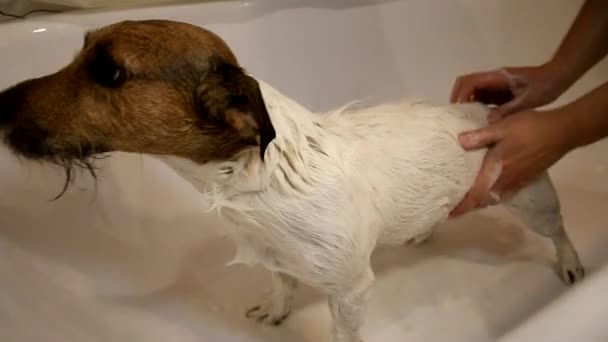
(558, 81), (608, 150)
(546, 0), (608, 88)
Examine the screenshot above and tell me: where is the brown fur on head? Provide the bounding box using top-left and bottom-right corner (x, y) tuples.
(0, 20), (276, 197)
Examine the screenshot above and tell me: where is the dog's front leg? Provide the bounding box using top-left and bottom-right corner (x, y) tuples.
(246, 272), (298, 326)
(328, 268), (374, 342)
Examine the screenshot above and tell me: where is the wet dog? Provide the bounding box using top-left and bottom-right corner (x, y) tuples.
(0, 20), (585, 342)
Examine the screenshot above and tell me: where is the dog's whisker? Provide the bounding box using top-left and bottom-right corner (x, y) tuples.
(44, 146), (105, 201)
(91, 154), (110, 160)
(50, 163), (73, 202)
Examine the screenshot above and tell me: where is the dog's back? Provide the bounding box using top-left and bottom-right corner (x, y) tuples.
(323, 100), (489, 244)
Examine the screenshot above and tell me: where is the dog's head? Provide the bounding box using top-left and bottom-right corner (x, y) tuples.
(0, 20), (275, 173)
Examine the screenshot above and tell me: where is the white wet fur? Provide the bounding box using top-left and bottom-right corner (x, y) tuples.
(159, 79), (584, 342)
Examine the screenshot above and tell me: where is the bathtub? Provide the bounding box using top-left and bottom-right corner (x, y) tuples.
(1, 1), (608, 341)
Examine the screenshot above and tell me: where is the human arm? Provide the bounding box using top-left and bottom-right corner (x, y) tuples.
(450, 0), (608, 121)
(547, 0), (608, 94)
(448, 0), (608, 217)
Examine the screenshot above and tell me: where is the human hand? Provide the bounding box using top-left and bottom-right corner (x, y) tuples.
(450, 64), (571, 122)
(449, 109), (571, 218)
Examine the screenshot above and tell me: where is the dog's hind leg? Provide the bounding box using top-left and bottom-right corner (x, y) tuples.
(246, 272), (298, 326)
(327, 267), (374, 342)
(503, 173), (585, 285)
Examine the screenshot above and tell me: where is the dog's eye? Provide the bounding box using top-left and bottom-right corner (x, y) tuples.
(89, 60), (127, 88)
(87, 44), (128, 88)
(111, 68), (123, 83)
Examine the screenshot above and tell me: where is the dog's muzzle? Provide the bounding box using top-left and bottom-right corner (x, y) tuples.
(0, 77), (38, 128)
(0, 97), (16, 128)
(5, 125), (52, 159)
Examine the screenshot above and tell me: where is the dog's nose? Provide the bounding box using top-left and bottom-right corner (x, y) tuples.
(0, 78), (36, 127)
(0, 85), (23, 127)
(0, 94), (12, 127)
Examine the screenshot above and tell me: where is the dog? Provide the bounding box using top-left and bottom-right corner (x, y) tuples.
(0, 20), (585, 342)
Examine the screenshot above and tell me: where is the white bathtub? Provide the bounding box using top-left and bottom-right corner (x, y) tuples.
(1, 1), (608, 341)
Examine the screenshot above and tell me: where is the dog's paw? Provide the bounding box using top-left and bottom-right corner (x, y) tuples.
(559, 262), (585, 285)
(558, 252), (585, 285)
(245, 299), (291, 326)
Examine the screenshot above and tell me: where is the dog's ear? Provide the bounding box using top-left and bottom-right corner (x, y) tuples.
(198, 59), (276, 160)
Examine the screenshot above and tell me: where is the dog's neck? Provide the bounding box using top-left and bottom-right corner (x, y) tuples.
(158, 79), (337, 210)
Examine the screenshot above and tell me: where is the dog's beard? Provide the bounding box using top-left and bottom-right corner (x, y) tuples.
(39, 142), (110, 201)
(4, 128), (110, 200)
(49, 153), (109, 201)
